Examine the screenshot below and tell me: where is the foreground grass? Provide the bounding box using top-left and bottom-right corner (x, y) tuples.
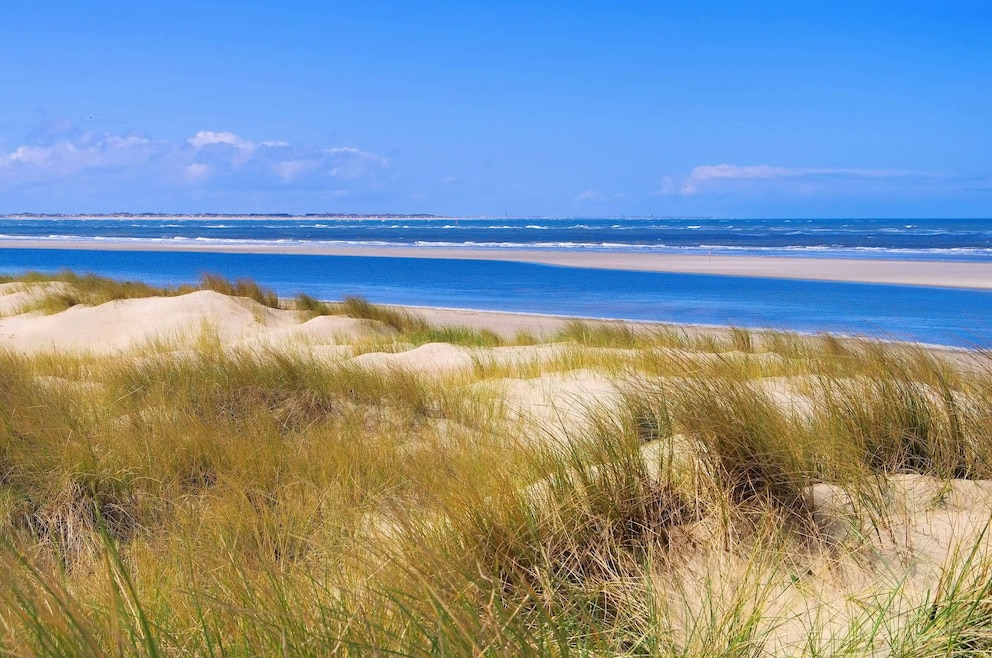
(2, 274), (992, 654)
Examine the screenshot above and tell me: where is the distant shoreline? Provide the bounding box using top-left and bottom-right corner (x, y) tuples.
(3, 239), (992, 290)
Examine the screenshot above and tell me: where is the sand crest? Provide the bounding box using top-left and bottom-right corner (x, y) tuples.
(350, 342), (476, 374)
(0, 290), (290, 353)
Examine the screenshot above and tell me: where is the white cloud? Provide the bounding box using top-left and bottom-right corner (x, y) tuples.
(187, 130), (257, 168)
(0, 133), (155, 184)
(188, 130), (253, 151)
(7, 145), (53, 166)
(0, 126), (391, 192)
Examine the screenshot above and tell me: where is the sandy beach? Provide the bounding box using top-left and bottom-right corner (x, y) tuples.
(3, 239), (992, 289)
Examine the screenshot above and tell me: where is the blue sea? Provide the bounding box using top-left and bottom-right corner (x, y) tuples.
(2, 216), (992, 348)
(3, 216), (992, 260)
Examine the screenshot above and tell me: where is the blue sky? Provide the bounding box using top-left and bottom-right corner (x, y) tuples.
(1, 1), (989, 217)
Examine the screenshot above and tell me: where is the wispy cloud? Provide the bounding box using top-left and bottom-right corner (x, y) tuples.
(663, 163), (944, 196)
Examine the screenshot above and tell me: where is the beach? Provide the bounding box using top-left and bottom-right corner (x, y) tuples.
(3, 239), (992, 289)
(4, 0), (988, 650)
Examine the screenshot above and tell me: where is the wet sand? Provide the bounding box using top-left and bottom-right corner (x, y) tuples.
(2, 240), (992, 289)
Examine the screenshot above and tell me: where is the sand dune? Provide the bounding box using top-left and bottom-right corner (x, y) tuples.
(351, 342), (476, 374)
(0, 289), (377, 354)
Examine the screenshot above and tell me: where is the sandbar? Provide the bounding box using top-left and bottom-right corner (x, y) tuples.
(2, 240), (992, 289)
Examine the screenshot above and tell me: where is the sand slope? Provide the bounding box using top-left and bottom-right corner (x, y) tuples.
(0, 289), (375, 354)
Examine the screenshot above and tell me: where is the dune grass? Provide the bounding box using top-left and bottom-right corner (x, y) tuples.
(2, 269), (283, 311)
(3, 274), (992, 654)
(298, 292), (505, 347)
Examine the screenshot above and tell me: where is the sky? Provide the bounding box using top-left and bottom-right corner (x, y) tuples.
(1, 1), (990, 217)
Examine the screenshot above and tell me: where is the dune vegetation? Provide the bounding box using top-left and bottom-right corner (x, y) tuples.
(1, 272), (992, 655)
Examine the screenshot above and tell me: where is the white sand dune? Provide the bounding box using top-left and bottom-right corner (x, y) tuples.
(0, 290), (286, 354)
(350, 342), (476, 374)
(0, 289), (379, 355)
(236, 314), (378, 351)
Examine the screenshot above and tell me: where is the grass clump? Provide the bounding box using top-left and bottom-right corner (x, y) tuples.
(339, 295), (505, 346)
(195, 272), (281, 308)
(557, 318), (645, 349)
(811, 349), (992, 479)
(294, 292), (333, 316)
(6, 270), (170, 313)
(5, 269), (282, 312)
(668, 377), (816, 525)
(341, 295), (428, 332)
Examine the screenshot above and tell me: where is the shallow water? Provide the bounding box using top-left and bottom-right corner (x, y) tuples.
(3, 247), (992, 348)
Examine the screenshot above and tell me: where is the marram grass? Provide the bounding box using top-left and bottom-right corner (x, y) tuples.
(1, 273), (992, 655)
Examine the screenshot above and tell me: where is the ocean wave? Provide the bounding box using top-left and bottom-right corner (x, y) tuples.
(3, 217), (992, 264)
(4, 232), (992, 258)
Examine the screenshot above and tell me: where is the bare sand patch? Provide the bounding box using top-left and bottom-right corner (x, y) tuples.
(478, 369), (623, 445)
(0, 290), (299, 354)
(350, 342), (476, 374)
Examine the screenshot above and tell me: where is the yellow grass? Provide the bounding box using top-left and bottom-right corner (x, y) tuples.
(1, 272), (992, 655)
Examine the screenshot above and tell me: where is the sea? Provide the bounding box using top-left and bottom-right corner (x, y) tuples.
(2, 216), (992, 348)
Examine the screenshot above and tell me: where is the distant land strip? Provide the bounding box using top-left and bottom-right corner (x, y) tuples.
(2, 213), (445, 219)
